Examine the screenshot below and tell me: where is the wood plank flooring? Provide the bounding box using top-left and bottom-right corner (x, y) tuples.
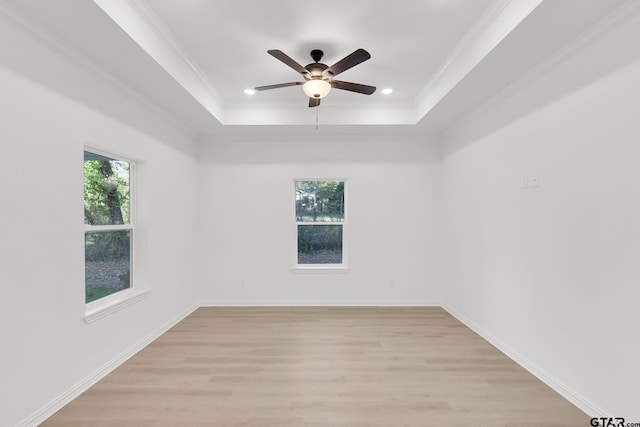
(41, 307), (589, 426)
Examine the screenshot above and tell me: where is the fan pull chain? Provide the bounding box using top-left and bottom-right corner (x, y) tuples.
(316, 106), (319, 130)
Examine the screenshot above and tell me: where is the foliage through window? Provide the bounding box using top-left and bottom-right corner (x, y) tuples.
(295, 180), (345, 266)
(84, 150), (133, 303)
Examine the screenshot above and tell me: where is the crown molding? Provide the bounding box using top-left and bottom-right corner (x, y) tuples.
(92, 0), (225, 122)
(123, 0), (226, 109)
(417, 0), (511, 98)
(414, 0), (543, 122)
(444, 0), (640, 138)
(0, 1), (195, 138)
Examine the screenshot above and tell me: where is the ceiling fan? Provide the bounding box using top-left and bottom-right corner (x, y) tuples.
(255, 48), (376, 107)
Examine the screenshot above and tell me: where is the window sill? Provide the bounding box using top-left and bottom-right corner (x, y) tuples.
(291, 266), (350, 274)
(84, 288), (151, 323)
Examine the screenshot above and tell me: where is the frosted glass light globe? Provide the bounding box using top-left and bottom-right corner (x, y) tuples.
(303, 79), (331, 99)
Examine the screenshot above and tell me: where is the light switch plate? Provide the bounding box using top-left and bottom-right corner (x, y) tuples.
(529, 173), (540, 188)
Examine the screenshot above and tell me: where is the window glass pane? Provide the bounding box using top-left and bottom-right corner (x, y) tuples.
(295, 181), (344, 222)
(85, 230), (131, 303)
(84, 151), (130, 225)
(297, 225), (343, 264)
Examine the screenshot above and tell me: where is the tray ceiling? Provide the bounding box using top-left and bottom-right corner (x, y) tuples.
(1, 0), (634, 135)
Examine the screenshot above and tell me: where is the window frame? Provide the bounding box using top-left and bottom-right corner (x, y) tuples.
(83, 146), (148, 322)
(291, 178), (349, 273)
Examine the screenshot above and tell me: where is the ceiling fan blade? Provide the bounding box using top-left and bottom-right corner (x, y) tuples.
(268, 50), (311, 77)
(324, 48), (371, 77)
(309, 98), (320, 108)
(255, 82), (304, 91)
(330, 80), (376, 95)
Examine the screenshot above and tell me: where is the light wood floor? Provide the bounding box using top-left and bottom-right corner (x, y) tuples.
(42, 307), (589, 426)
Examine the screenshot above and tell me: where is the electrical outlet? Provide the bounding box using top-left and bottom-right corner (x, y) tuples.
(390, 280), (396, 288)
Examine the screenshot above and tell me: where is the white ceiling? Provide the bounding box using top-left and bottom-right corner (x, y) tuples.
(1, 0), (634, 136)
(144, 0), (492, 105)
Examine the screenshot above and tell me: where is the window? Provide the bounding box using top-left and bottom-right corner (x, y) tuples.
(84, 150), (133, 303)
(294, 180), (346, 268)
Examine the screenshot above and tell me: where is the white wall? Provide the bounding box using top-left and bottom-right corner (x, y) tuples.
(198, 134), (443, 305)
(0, 17), (200, 427)
(440, 9), (640, 419)
(4, 1), (640, 424)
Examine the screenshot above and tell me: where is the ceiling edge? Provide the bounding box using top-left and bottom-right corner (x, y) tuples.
(442, 0), (640, 140)
(413, 0), (543, 123)
(0, 1), (196, 139)
(92, 0), (225, 122)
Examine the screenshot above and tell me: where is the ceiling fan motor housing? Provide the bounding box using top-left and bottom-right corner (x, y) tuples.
(306, 50), (329, 78)
(310, 49), (324, 63)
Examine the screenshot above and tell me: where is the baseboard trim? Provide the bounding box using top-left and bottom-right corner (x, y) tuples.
(441, 303), (609, 419)
(22, 301), (608, 425)
(18, 303), (199, 427)
(200, 299), (441, 307)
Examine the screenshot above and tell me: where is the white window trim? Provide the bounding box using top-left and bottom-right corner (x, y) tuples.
(84, 288), (150, 323)
(84, 146), (148, 322)
(291, 178), (349, 272)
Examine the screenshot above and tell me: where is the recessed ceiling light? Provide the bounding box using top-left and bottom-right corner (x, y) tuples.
(244, 88), (256, 95)
(381, 88), (393, 95)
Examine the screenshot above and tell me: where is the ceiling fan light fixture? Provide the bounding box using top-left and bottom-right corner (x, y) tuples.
(303, 79), (331, 99)
(259, 49), (374, 107)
